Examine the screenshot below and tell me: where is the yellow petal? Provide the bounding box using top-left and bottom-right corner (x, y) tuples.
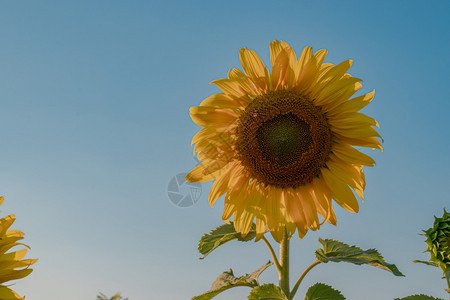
(331, 125), (381, 139)
(191, 128), (235, 160)
(0, 216), (15, 236)
(255, 217), (266, 242)
(185, 160), (229, 183)
(312, 178), (337, 225)
(280, 41), (298, 88)
(332, 143), (376, 167)
(271, 48), (290, 91)
(269, 40), (298, 90)
(296, 48), (321, 95)
(208, 162), (234, 206)
(244, 180), (267, 218)
(310, 177), (331, 225)
(234, 209), (255, 237)
(222, 172), (250, 223)
(265, 187), (285, 243)
(313, 49), (328, 66)
(239, 48), (270, 93)
(318, 59), (353, 87)
(285, 189), (308, 239)
(200, 93), (246, 109)
(0, 249), (27, 263)
(297, 185), (320, 230)
(211, 78), (253, 99)
(335, 134), (383, 150)
(189, 106), (238, 131)
(191, 128), (217, 147)
(0, 268), (33, 284)
(0, 258), (37, 272)
(326, 206), (337, 225)
(222, 197), (236, 221)
(328, 112), (379, 129)
(194, 132), (234, 162)
(328, 90), (375, 116)
(314, 77), (362, 107)
(277, 190), (297, 238)
(297, 46), (313, 73)
(269, 40), (284, 70)
(321, 169), (359, 213)
(227, 68), (259, 96)
(327, 156), (365, 199)
(227, 172), (251, 214)
(0, 285), (24, 300)
(315, 63), (334, 83)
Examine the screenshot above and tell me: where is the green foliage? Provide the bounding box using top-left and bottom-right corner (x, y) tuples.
(412, 260), (439, 268)
(305, 283), (345, 300)
(315, 238), (404, 276)
(192, 261), (273, 300)
(247, 284), (288, 300)
(198, 222), (256, 259)
(394, 294), (444, 300)
(97, 292), (128, 300)
(421, 209), (450, 274)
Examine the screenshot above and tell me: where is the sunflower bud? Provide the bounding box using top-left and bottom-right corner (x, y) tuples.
(423, 209), (450, 274)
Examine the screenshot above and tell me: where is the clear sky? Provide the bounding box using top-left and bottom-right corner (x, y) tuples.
(0, 1), (449, 299)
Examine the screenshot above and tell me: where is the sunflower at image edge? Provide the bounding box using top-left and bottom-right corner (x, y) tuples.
(186, 40), (382, 243)
(0, 197), (37, 300)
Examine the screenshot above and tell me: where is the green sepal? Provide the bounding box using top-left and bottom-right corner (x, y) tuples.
(305, 283), (345, 300)
(247, 284), (288, 300)
(315, 238), (404, 276)
(421, 209), (450, 274)
(412, 260), (439, 268)
(394, 294), (444, 300)
(198, 222), (256, 259)
(192, 261), (273, 300)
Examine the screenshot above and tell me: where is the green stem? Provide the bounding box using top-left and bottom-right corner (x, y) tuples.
(261, 236), (282, 274)
(279, 229), (290, 298)
(290, 260), (321, 299)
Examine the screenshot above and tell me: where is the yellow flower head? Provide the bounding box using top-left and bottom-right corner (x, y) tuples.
(0, 197), (37, 300)
(186, 41), (382, 242)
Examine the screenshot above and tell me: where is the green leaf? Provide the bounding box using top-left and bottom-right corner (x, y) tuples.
(394, 295), (444, 300)
(247, 284), (288, 300)
(192, 261), (273, 300)
(412, 260), (439, 268)
(315, 238), (404, 276)
(305, 283), (345, 300)
(247, 260), (273, 284)
(198, 222), (256, 259)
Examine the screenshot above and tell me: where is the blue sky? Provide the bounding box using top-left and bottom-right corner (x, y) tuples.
(0, 1), (449, 299)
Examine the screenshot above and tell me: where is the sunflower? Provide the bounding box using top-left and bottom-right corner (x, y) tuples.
(0, 197), (37, 300)
(423, 209), (450, 273)
(186, 41), (382, 242)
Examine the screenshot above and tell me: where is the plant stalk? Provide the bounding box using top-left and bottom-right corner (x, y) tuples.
(261, 236), (282, 273)
(290, 260), (321, 299)
(279, 228), (290, 298)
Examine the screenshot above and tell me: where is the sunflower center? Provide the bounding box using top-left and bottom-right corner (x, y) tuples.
(257, 113), (313, 166)
(236, 90), (333, 188)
